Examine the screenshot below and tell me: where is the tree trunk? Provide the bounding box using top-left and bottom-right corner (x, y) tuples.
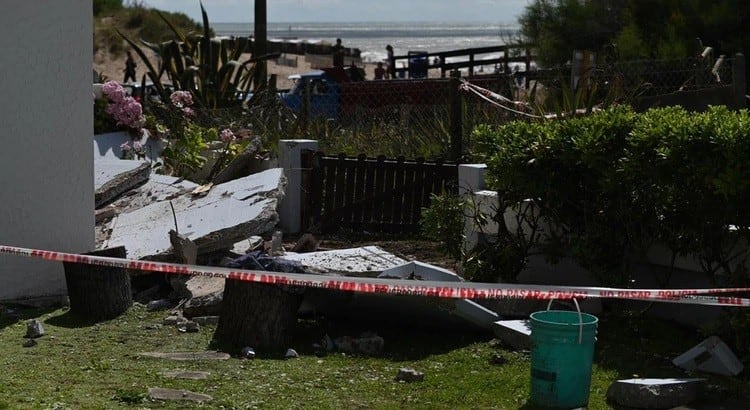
(62, 246), (132, 321)
(213, 280), (303, 356)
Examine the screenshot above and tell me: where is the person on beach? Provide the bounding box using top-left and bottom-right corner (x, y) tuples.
(123, 50), (137, 83)
(332, 38), (345, 67)
(386, 44), (396, 79)
(374, 61), (386, 80)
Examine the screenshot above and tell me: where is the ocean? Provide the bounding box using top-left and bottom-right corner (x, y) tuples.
(213, 21), (519, 64)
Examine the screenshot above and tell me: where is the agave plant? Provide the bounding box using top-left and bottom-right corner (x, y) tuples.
(118, 2), (275, 109)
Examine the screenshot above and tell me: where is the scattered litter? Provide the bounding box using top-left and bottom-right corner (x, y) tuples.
(177, 321), (200, 333)
(241, 346), (256, 359)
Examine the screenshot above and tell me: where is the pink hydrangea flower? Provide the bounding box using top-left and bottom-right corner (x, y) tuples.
(170, 91), (194, 108)
(102, 80), (126, 103)
(220, 129), (235, 143)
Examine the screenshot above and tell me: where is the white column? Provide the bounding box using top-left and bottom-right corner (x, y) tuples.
(278, 140), (319, 234)
(458, 163), (487, 195)
(0, 1), (94, 301)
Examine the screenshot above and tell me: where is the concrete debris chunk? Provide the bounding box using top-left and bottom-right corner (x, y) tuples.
(162, 371), (210, 380)
(148, 387), (212, 402)
(606, 378), (705, 409)
(25, 319), (44, 338)
(492, 319), (531, 351)
(94, 159), (151, 209)
(104, 168), (285, 260)
(395, 368), (424, 383)
(672, 336), (744, 376)
(139, 351), (231, 361)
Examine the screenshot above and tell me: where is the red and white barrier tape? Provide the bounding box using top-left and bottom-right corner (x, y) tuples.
(2, 245), (749, 307)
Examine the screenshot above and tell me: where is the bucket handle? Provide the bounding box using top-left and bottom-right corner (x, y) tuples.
(546, 298), (583, 344)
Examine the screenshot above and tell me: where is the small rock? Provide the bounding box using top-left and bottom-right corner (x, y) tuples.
(163, 315), (187, 326)
(22, 339), (37, 348)
(240, 346), (255, 359)
(177, 321), (200, 333)
(25, 319), (45, 338)
(191, 316), (220, 326)
(147, 299), (173, 312)
(489, 353), (508, 366)
(285, 348), (299, 359)
(395, 368), (424, 383)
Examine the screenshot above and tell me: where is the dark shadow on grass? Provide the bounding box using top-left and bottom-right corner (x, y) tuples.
(0, 305), (58, 330)
(44, 309), (108, 328)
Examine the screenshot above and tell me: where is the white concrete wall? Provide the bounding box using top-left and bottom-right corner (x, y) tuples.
(0, 2), (94, 301)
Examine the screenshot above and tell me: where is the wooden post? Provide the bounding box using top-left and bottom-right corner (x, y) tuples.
(732, 53), (746, 109)
(253, 0), (268, 91)
(213, 281), (304, 356)
(62, 246), (132, 322)
(449, 71), (463, 161)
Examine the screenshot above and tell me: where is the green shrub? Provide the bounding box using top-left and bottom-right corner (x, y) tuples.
(474, 105), (750, 288)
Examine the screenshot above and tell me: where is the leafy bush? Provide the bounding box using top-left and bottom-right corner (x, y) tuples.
(474, 105), (750, 288)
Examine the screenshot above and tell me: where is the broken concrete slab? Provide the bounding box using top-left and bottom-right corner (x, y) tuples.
(148, 387), (212, 402)
(162, 371), (210, 380)
(278, 246), (409, 276)
(94, 131), (164, 162)
(104, 168), (285, 260)
(379, 261), (462, 281)
(299, 259), (499, 331)
(94, 159), (151, 208)
(107, 174), (199, 215)
(673, 336), (744, 376)
(138, 351), (230, 361)
(606, 378), (705, 409)
(492, 319), (531, 350)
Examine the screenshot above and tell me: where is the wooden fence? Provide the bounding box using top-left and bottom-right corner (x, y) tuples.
(302, 151), (459, 233)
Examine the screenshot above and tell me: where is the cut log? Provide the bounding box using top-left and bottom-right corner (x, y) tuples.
(213, 280), (303, 356)
(62, 246), (132, 321)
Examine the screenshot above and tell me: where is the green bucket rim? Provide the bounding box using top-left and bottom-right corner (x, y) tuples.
(530, 310), (599, 327)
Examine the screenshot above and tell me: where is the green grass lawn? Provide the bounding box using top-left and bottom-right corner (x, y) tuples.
(0, 302), (747, 409)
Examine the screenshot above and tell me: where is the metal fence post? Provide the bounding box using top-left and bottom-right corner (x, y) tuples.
(449, 70), (463, 162)
(732, 53), (746, 109)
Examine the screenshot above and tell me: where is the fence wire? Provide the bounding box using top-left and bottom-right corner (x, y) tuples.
(142, 56), (737, 162)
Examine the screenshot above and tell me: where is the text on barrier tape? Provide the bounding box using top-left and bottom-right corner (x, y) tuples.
(1, 245), (749, 307)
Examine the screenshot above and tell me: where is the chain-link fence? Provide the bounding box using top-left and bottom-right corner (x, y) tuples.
(142, 55), (742, 164)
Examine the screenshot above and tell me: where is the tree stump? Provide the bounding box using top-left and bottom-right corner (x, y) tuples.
(62, 246), (132, 321)
(213, 280), (303, 356)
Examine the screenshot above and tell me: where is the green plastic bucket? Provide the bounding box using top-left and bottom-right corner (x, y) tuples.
(529, 302), (598, 409)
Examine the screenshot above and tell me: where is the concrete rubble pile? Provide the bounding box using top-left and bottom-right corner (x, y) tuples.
(92, 142), (500, 334)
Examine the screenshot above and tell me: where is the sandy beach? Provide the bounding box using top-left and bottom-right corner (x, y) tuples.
(94, 50), (442, 90)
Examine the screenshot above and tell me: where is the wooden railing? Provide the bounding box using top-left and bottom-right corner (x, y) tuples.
(302, 152), (459, 233)
(391, 44), (534, 78)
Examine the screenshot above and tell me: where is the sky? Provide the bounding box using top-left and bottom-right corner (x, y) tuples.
(144, 0), (530, 23)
